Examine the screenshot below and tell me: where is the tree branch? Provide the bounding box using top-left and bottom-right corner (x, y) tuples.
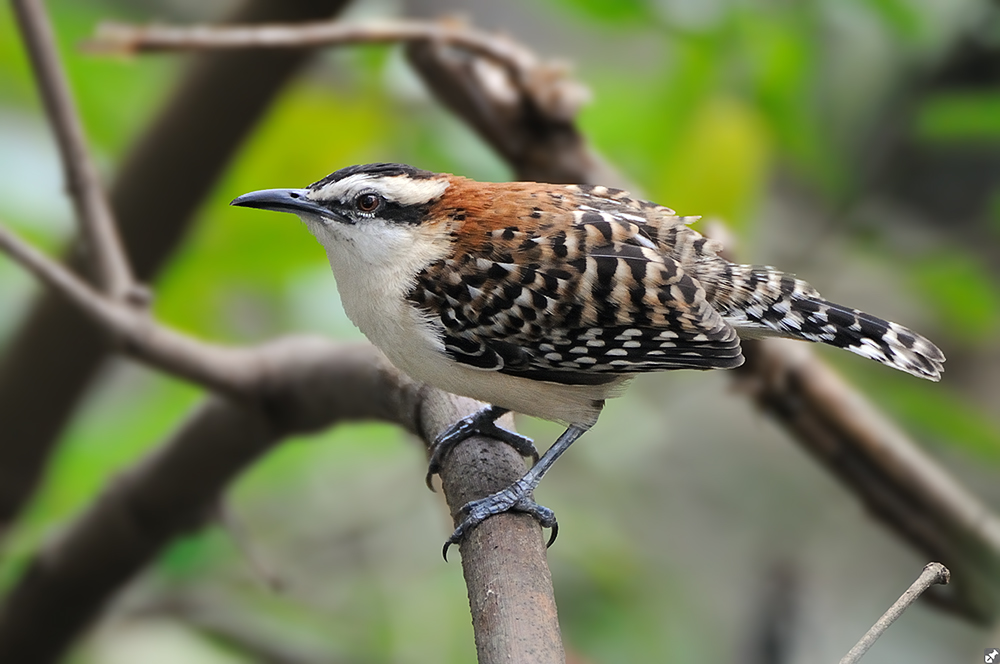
(406, 39), (622, 185)
(427, 405), (564, 663)
(12, 0), (134, 300)
(0, 0), (351, 536)
(0, 221), (262, 396)
(839, 562), (950, 664)
(83, 18), (594, 160)
(0, 338), (556, 663)
(735, 340), (1000, 621)
(86, 18), (534, 65)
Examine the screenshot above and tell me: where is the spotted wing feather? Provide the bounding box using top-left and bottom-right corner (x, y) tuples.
(409, 187), (743, 384)
(557, 185), (944, 381)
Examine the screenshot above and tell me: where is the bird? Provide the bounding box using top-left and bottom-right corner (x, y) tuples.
(231, 162), (945, 557)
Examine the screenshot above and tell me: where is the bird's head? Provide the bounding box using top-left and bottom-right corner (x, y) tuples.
(231, 162), (452, 228)
(231, 162), (456, 267)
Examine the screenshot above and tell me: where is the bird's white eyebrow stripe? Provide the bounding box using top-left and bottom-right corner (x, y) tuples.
(310, 173), (449, 206)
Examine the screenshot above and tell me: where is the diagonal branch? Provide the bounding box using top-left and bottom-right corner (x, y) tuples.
(83, 19), (619, 185)
(12, 0), (134, 300)
(840, 562), (950, 664)
(87, 18), (538, 68)
(736, 340), (1000, 622)
(0, 339), (558, 663)
(83, 18), (591, 150)
(0, 0), (353, 536)
(405, 38), (616, 185)
(0, 221), (261, 396)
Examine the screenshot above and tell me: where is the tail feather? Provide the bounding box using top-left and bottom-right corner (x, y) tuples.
(713, 265), (945, 381)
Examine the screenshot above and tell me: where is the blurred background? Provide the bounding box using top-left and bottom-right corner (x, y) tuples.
(1, 0), (999, 662)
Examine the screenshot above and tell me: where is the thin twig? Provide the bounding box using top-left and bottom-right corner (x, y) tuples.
(87, 18), (536, 70)
(12, 0), (134, 300)
(84, 19), (590, 126)
(0, 0), (353, 537)
(0, 220), (260, 396)
(839, 562), (950, 664)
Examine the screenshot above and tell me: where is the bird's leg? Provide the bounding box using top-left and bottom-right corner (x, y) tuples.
(426, 404), (538, 490)
(443, 423), (591, 560)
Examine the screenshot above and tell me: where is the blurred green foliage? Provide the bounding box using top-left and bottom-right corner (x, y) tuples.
(909, 249), (1000, 344)
(545, 0), (659, 24)
(917, 92), (1000, 141)
(1, 0), (998, 662)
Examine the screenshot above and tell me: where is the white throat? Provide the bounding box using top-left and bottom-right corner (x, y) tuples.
(304, 216), (451, 359)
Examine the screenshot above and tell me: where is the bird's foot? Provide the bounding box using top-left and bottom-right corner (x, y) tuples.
(425, 405), (538, 490)
(442, 480), (558, 561)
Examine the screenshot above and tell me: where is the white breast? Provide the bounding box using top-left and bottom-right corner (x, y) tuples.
(310, 218), (616, 426)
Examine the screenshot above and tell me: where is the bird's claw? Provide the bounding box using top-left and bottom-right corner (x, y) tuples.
(442, 485), (558, 561)
(425, 408), (538, 491)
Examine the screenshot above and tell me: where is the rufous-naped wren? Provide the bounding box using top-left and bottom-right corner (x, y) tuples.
(233, 163), (944, 555)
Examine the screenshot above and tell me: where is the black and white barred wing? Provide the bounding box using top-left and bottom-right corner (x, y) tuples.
(711, 264), (946, 381)
(624, 194), (945, 382)
(409, 217), (743, 384)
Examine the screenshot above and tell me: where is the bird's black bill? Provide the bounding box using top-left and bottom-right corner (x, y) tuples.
(230, 188), (329, 217)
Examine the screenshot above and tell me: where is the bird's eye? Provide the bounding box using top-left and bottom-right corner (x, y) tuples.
(356, 193), (381, 213)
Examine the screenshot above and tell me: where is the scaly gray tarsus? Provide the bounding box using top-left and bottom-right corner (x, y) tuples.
(442, 422), (591, 561)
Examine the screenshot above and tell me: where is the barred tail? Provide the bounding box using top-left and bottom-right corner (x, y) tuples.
(715, 266), (945, 381)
